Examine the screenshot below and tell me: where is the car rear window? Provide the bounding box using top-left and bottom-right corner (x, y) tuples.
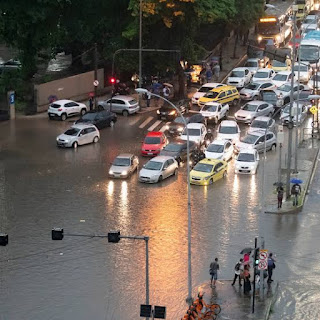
(51, 103), (61, 109)
(129, 99), (137, 105)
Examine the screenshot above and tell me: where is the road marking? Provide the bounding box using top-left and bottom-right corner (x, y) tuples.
(159, 122), (171, 132)
(129, 117), (141, 126)
(139, 116), (153, 128)
(148, 120), (162, 131)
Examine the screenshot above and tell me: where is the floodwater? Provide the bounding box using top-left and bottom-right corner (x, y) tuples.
(0, 112), (319, 320)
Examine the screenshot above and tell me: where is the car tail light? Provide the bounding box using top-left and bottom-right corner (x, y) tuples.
(58, 108), (62, 111)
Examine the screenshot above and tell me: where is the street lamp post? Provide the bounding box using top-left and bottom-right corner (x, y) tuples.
(139, 0), (143, 88)
(135, 88), (193, 303)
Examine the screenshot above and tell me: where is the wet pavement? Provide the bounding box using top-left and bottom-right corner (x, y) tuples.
(0, 107), (319, 319)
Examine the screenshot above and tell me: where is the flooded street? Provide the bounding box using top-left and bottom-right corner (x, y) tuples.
(0, 112), (319, 319)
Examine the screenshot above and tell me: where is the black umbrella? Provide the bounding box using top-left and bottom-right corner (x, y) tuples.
(240, 247), (253, 254)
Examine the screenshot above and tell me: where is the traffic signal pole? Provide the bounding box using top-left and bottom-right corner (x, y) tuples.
(252, 237), (258, 313)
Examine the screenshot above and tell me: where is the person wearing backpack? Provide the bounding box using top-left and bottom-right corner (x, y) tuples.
(267, 253), (276, 283)
(232, 258), (243, 286)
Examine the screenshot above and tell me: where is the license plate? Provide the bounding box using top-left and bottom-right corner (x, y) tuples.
(169, 130), (174, 133)
(50, 113), (55, 116)
(147, 152), (153, 155)
(161, 116), (166, 120)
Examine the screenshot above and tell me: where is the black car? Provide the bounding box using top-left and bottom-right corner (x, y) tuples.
(166, 113), (207, 136)
(157, 101), (189, 121)
(159, 140), (197, 164)
(75, 110), (117, 129)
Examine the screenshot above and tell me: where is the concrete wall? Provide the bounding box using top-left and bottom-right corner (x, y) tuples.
(34, 68), (105, 112)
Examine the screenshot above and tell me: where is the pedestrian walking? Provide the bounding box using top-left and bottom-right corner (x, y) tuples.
(89, 97), (93, 111)
(277, 185), (284, 209)
(205, 68), (213, 83)
(243, 265), (251, 294)
(232, 258), (243, 286)
(146, 90), (151, 108)
(291, 183), (301, 206)
(212, 62), (220, 81)
(267, 253), (276, 283)
(209, 257), (219, 288)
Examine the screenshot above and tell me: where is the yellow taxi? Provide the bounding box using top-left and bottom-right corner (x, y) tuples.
(270, 57), (291, 72)
(198, 85), (240, 108)
(190, 158), (228, 185)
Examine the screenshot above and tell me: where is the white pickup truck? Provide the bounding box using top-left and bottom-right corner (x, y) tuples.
(200, 102), (229, 124)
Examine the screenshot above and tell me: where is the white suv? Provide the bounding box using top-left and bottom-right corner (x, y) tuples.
(48, 100), (88, 121)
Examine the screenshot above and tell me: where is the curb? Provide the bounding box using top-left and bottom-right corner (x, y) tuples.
(264, 281), (279, 320)
(265, 148), (320, 215)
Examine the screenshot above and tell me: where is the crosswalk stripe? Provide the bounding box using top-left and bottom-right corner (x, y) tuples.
(139, 116), (154, 128)
(148, 120), (162, 131)
(129, 117), (141, 126)
(160, 122), (171, 132)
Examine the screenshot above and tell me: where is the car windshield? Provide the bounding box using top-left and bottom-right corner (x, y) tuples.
(204, 91), (219, 99)
(144, 161), (162, 170)
(81, 113), (97, 120)
(113, 158), (131, 166)
(304, 18), (317, 24)
(64, 128), (80, 136)
(199, 86), (214, 93)
(273, 60), (286, 67)
(245, 61), (258, 68)
(278, 84), (291, 92)
(261, 92), (277, 101)
(51, 103), (61, 109)
(129, 99), (137, 105)
(230, 70), (245, 77)
(299, 45), (319, 61)
(182, 128), (201, 136)
(293, 65), (308, 72)
(237, 153), (255, 162)
(251, 120), (268, 128)
(202, 105), (217, 112)
(207, 144), (224, 153)
(174, 117), (185, 124)
(164, 144), (183, 152)
(193, 163), (213, 173)
(144, 137), (161, 144)
(241, 134), (259, 144)
(245, 83), (260, 90)
(242, 103), (258, 112)
(219, 126), (237, 134)
(273, 74), (288, 81)
(254, 71), (268, 78)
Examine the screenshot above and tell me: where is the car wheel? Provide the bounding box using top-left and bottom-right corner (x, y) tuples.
(81, 108), (86, 116)
(209, 178), (213, 184)
(61, 113), (67, 121)
(174, 168), (178, 176)
(110, 120), (115, 127)
(122, 110), (129, 117)
(271, 143), (276, 151)
(158, 175), (163, 182)
(72, 141), (78, 149)
(223, 171), (227, 178)
(48, 116), (53, 120)
(93, 136), (99, 143)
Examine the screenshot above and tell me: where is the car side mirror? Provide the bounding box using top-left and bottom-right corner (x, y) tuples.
(207, 129), (212, 134)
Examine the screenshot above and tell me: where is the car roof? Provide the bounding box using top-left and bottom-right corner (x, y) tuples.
(220, 120), (238, 126)
(238, 149), (256, 155)
(275, 70), (291, 75)
(186, 123), (205, 129)
(198, 158), (225, 165)
(248, 130), (273, 136)
(247, 58), (259, 62)
(146, 131), (163, 137)
(244, 100), (265, 106)
(210, 85), (237, 92)
(210, 139), (227, 145)
(110, 95), (136, 101)
(203, 102), (221, 107)
(232, 67), (248, 71)
(116, 153), (135, 158)
(256, 68), (271, 72)
(71, 123), (97, 129)
(53, 99), (76, 105)
(253, 116), (272, 122)
(201, 82), (225, 88)
(151, 156), (175, 162)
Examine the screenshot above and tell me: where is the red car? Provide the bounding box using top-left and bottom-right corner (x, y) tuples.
(141, 132), (168, 156)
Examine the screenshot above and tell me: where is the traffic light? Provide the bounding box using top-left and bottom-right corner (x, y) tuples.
(252, 248), (260, 266)
(108, 230), (120, 243)
(0, 233), (8, 246)
(110, 77), (116, 84)
(52, 228), (64, 240)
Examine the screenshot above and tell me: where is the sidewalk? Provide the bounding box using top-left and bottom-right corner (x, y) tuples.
(185, 280), (278, 320)
(264, 138), (320, 214)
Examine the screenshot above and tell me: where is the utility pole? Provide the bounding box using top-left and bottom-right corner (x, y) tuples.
(252, 237), (258, 314)
(285, 4), (298, 199)
(139, 0), (143, 89)
(94, 43), (98, 109)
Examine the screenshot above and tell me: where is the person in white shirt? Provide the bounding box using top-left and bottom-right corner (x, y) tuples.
(231, 258), (244, 286)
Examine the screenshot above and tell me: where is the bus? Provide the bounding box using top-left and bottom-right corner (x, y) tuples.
(299, 31), (320, 68)
(257, 0), (294, 46)
(296, 0), (309, 20)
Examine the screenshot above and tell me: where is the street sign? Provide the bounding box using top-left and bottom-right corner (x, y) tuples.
(93, 80), (99, 87)
(9, 92), (15, 104)
(258, 249), (268, 270)
(310, 106), (317, 115)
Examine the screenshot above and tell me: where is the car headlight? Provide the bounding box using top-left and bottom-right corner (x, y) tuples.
(109, 170), (113, 175)
(258, 36), (262, 41)
(121, 171), (128, 176)
(169, 110), (176, 115)
(177, 127), (183, 132)
(246, 115), (252, 119)
(204, 176), (211, 180)
(157, 110), (160, 114)
(276, 35), (281, 41)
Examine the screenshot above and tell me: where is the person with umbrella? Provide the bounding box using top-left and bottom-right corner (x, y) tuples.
(291, 178), (302, 206)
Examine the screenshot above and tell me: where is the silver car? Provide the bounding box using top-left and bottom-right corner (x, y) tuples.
(56, 124), (100, 148)
(234, 101), (274, 124)
(235, 130), (277, 153)
(98, 95), (139, 116)
(138, 156), (178, 183)
(248, 116), (276, 134)
(240, 81), (274, 101)
(280, 102), (309, 126)
(109, 154), (139, 178)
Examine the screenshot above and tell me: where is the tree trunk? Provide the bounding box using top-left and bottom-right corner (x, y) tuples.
(232, 31), (239, 59)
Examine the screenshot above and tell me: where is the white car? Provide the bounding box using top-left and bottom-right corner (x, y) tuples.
(274, 82), (308, 105)
(293, 62), (312, 83)
(227, 67), (252, 88)
(235, 149), (259, 174)
(244, 58), (261, 75)
(180, 123), (210, 146)
(234, 101), (274, 124)
(302, 15), (318, 31)
(138, 156), (178, 183)
(109, 154), (139, 178)
(56, 124), (100, 148)
(280, 102), (309, 126)
(205, 139), (234, 161)
(308, 72), (320, 89)
(191, 83), (225, 104)
(200, 102), (229, 123)
(216, 120), (240, 144)
(48, 99), (88, 121)
(252, 68), (276, 82)
(239, 81), (274, 100)
(248, 116), (276, 134)
(272, 71), (294, 87)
